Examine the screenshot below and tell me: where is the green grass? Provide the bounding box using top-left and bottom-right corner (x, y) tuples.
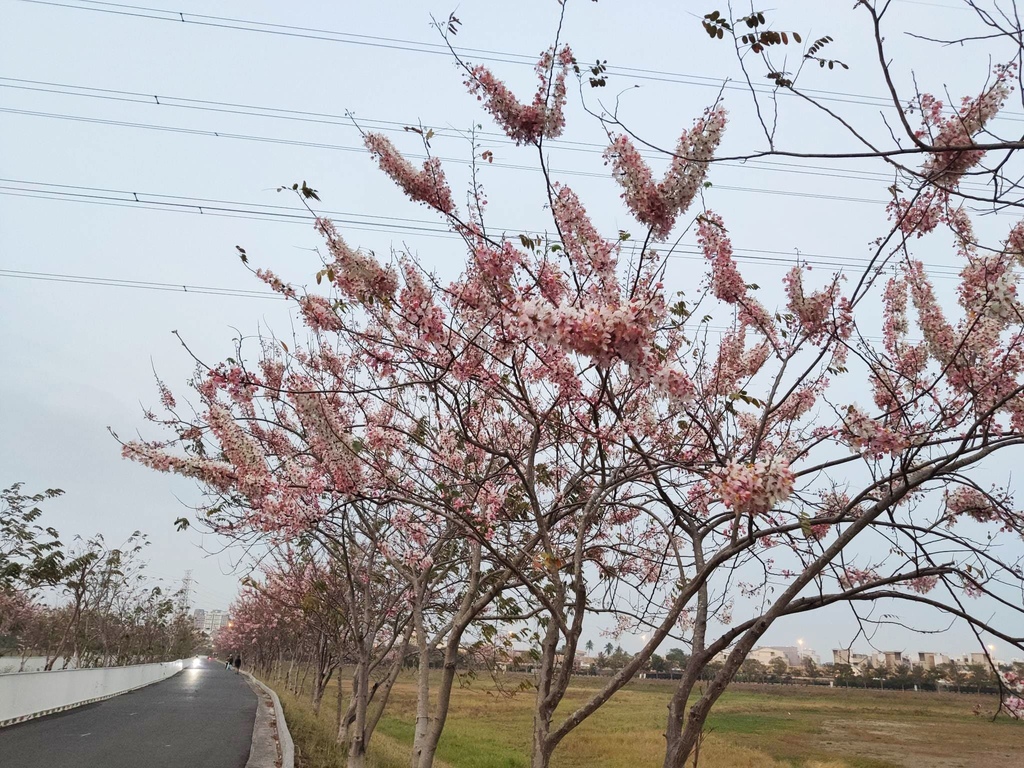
(276, 688), (350, 768)
(267, 671), (1023, 768)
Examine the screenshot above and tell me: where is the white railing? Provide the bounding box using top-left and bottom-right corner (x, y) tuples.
(0, 658), (188, 726)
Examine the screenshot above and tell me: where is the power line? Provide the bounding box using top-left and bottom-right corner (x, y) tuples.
(0, 178), (967, 279)
(0, 267), (287, 299)
(12, 0), (1015, 121)
(8, 106), (1011, 213)
(0, 266), (913, 343)
(0, 77), (1007, 198)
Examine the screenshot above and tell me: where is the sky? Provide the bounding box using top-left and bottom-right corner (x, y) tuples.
(2, 0), (1023, 660)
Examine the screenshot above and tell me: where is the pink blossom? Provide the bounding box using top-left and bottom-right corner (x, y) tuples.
(551, 186), (619, 300)
(299, 294), (343, 333)
(945, 487), (999, 523)
(698, 212), (776, 336)
(715, 459), (795, 515)
(841, 405), (909, 456)
(315, 218), (399, 305)
(465, 47), (574, 145)
(363, 133), (456, 214)
(906, 575), (938, 593)
(783, 266), (850, 340)
(838, 567), (879, 590)
(1005, 696), (1024, 720)
(604, 106), (726, 239)
(398, 261), (446, 344)
(891, 66), (1014, 237)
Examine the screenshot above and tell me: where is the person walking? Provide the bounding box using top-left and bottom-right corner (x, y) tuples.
(225, 655), (233, 671)
(233, 655), (242, 674)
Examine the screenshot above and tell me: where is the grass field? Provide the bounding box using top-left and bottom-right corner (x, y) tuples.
(271, 672), (1022, 768)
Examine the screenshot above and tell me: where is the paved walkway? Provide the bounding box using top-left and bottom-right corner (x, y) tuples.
(0, 658), (257, 768)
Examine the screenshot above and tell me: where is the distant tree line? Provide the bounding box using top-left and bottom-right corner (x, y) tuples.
(1, 483), (200, 670)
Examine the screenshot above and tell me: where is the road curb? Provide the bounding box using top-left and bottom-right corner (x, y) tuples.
(242, 673), (295, 768)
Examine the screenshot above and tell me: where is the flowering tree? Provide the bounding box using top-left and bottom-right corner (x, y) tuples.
(124, 1), (1024, 766)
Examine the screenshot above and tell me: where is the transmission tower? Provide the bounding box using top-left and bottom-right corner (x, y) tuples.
(179, 569), (194, 613)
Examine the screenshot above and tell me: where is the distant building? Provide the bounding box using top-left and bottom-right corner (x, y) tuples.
(193, 608), (231, 637)
(915, 652), (955, 669)
(882, 651), (904, 670)
(917, 652), (939, 669)
(800, 649), (821, 665)
(750, 646), (801, 667)
(833, 649), (872, 671)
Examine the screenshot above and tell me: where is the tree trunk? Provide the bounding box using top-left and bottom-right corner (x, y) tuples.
(411, 588), (431, 768)
(413, 540), (488, 768)
(414, 643), (459, 768)
(664, 564), (710, 768)
(529, 618), (561, 768)
(347, 654), (370, 768)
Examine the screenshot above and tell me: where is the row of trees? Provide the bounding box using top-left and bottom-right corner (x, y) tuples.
(0, 484), (199, 669)
(124, 2), (1024, 766)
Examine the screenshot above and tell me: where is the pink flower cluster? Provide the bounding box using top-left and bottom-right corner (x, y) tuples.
(299, 294), (343, 333)
(518, 298), (643, 366)
(698, 212), (775, 335)
(715, 458), (795, 515)
(156, 379), (176, 409)
(891, 66), (1013, 237)
(945, 486), (998, 523)
(551, 186), (619, 300)
(783, 266), (850, 340)
(363, 133), (456, 215)
(290, 391), (361, 494)
(905, 261), (956, 364)
(1003, 671), (1024, 719)
(919, 68), (1012, 186)
(516, 296), (695, 404)
(905, 575), (938, 594)
(838, 567), (879, 590)
(316, 218), (399, 305)
(399, 262), (446, 344)
(959, 254), (1019, 325)
(1005, 696), (1024, 720)
(604, 106), (727, 239)
(465, 46), (574, 145)
(708, 329), (770, 399)
(841, 406), (908, 456)
(122, 441), (237, 494)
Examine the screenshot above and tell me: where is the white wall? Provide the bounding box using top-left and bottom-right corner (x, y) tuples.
(0, 659), (187, 725)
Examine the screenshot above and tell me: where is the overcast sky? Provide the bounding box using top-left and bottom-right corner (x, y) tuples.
(2, 0), (1022, 659)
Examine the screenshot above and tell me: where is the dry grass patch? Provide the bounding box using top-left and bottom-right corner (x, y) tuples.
(268, 672), (1021, 768)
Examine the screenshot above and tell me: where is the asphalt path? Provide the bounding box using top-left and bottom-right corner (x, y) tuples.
(0, 658), (256, 768)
